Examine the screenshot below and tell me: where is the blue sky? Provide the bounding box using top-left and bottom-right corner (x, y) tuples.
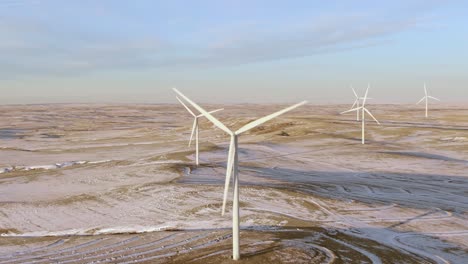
(0, 0), (467, 104)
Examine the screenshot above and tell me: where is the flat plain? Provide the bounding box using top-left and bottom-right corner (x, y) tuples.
(0, 103), (467, 263)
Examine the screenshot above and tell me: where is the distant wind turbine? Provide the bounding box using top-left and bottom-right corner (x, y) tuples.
(174, 88), (306, 260)
(176, 96), (223, 165)
(417, 83), (440, 118)
(341, 85), (380, 144)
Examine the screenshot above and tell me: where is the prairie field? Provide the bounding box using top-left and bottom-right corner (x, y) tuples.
(0, 103), (467, 263)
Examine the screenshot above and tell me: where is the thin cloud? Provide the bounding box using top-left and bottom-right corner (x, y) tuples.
(202, 15), (423, 65)
(0, 2), (453, 77)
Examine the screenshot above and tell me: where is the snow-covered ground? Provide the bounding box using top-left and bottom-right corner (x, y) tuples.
(0, 103), (467, 263)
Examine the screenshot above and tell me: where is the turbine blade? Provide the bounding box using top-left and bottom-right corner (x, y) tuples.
(208, 108), (224, 114)
(424, 84), (427, 96)
(428, 96), (440, 101)
(341, 106), (362, 115)
(173, 89), (233, 136)
(188, 119), (197, 147)
(221, 137), (235, 216)
(197, 108), (224, 117)
(416, 97), (425, 104)
(364, 108), (380, 125)
(352, 87), (358, 98)
(362, 85), (369, 106)
(350, 99), (358, 109)
(176, 96), (196, 117)
(235, 101), (307, 135)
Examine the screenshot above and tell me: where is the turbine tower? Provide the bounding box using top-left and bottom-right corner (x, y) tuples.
(176, 96), (223, 165)
(341, 85), (380, 144)
(174, 88), (306, 260)
(417, 83), (440, 118)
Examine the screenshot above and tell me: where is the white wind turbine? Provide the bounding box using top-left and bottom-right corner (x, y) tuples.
(341, 85), (380, 144)
(176, 96), (223, 166)
(174, 88), (306, 260)
(417, 83), (440, 118)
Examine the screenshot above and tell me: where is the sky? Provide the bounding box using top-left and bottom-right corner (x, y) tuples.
(0, 0), (467, 104)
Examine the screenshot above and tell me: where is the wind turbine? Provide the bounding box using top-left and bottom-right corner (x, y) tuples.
(417, 83), (440, 118)
(176, 96), (223, 166)
(341, 85), (380, 144)
(174, 88), (306, 260)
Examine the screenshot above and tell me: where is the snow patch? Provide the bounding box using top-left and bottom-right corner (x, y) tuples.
(0, 160), (112, 174)
(0, 225), (178, 237)
(441, 137), (467, 142)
